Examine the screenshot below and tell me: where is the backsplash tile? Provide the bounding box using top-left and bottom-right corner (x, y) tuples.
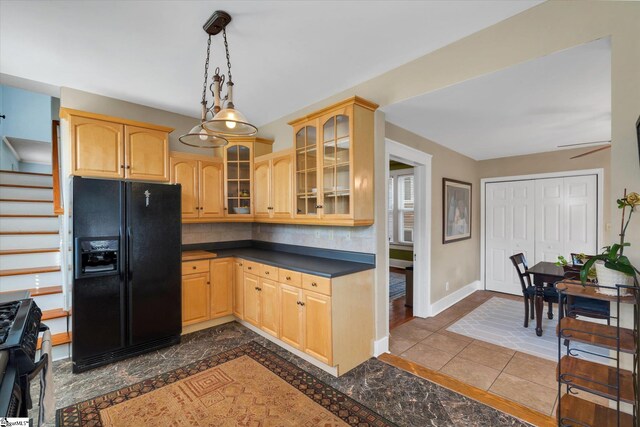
(251, 223), (375, 253)
(182, 223), (252, 244)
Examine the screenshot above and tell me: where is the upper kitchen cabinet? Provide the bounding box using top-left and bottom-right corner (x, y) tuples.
(253, 150), (294, 221)
(170, 152), (224, 221)
(62, 108), (173, 182)
(288, 97), (377, 226)
(222, 137), (274, 220)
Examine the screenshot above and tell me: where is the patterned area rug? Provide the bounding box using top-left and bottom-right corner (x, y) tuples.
(446, 297), (608, 361)
(389, 272), (406, 301)
(57, 341), (396, 427)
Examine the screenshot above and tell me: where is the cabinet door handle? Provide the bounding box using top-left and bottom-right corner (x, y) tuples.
(255, 286), (259, 291)
(126, 165), (131, 169)
(265, 271), (269, 275)
(247, 266), (252, 270)
(311, 282), (317, 287)
(120, 164), (125, 169)
(296, 301), (301, 305)
(299, 302), (305, 307)
(192, 266), (197, 270)
(286, 276), (291, 281)
(239, 263), (243, 266)
(207, 281), (210, 285)
(315, 205), (323, 209)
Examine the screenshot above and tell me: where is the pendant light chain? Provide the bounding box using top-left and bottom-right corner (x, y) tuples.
(201, 35), (212, 107)
(222, 27), (232, 83)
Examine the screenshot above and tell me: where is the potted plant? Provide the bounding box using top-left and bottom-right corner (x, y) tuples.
(581, 190), (640, 295)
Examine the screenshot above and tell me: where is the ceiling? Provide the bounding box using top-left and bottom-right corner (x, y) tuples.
(0, 1), (540, 127)
(383, 38), (612, 160)
(4, 137), (51, 164)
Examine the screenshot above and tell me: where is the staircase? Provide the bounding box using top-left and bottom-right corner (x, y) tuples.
(0, 170), (72, 361)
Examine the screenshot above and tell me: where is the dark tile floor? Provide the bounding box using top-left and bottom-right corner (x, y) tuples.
(40, 322), (532, 426)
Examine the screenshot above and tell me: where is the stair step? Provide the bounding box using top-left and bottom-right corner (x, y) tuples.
(37, 332), (71, 350)
(558, 317), (636, 354)
(0, 272), (62, 291)
(41, 308), (69, 320)
(0, 172), (53, 187)
(0, 200), (54, 215)
(0, 170), (52, 176)
(557, 394), (634, 427)
(0, 216), (59, 232)
(28, 285), (63, 297)
(0, 265), (61, 277)
(0, 250), (60, 270)
(0, 234), (60, 251)
(0, 187), (53, 200)
(0, 248), (59, 255)
(0, 184), (53, 190)
(558, 356), (635, 404)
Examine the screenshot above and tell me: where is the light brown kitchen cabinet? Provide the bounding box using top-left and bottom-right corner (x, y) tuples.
(259, 277), (279, 337)
(170, 153), (224, 221)
(253, 150), (294, 221)
(62, 108), (172, 181)
(279, 283), (304, 350)
(303, 291), (332, 365)
(210, 259), (233, 318)
(243, 273), (260, 327)
(288, 97), (377, 226)
(233, 259), (244, 319)
(181, 272), (210, 326)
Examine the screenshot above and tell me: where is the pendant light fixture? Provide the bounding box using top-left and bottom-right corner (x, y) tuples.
(179, 11), (257, 148)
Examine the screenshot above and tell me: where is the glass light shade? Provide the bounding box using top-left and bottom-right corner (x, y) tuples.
(179, 124), (229, 148)
(203, 107), (258, 136)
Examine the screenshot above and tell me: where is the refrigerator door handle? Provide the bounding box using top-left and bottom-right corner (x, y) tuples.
(127, 226), (133, 279)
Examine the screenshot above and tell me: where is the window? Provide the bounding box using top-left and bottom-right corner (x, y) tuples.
(388, 169), (414, 244)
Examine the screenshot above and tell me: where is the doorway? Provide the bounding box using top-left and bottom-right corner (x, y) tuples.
(385, 139), (432, 332)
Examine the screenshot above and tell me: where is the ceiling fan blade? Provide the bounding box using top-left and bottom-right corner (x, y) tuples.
(570, 145), (611, 159)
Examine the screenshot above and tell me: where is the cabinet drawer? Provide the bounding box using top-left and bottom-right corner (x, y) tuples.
(261, 264), (279, 279)
(302, 274), (331, 296)
(279, 268), (302, 287)
(182, 260), (210, 275)
(243, 260), (260, 274)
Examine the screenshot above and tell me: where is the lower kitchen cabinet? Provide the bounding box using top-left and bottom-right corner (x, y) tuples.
(182, 272), (210, 326)
(302, 291), (332, 365)
(243, 273), (260, 327)
(233, 259), (244, 319)
(259, 278), (280, 337)
(279, 284), (304, 349)
(210, 259), (233, 318)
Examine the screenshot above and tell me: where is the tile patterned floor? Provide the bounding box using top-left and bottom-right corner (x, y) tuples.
(40, 322), (531, 427)
(389, 291), (611, 417)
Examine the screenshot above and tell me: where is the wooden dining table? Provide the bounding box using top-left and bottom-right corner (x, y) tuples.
(525, 261), (565, 336)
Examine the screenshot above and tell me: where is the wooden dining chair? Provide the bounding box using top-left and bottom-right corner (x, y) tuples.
(509, 253), (559, 328)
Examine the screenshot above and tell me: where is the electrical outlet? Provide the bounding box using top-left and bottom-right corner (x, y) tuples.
(445, 281), (450, 291)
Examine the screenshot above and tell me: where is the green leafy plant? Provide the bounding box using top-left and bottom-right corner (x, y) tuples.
(555, 255), (569, 267)
(581, 191), (640, 285)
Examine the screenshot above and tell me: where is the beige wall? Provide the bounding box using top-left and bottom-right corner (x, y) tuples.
(479, 146), (612, 228)
(60, 87), (218, 156)
(386, 122), (480, 303)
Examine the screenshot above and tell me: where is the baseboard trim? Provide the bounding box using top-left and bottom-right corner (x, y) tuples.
(238, 320), (339, 377)
(429, 280), (482, 317)
(373, 336), (389, 357)
(182, 316), (235, 335)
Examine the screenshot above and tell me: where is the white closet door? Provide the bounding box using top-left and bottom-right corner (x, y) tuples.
(563, 175), (597, 257)
(485, 180), (535, 295)
(535, 178), (565, 263)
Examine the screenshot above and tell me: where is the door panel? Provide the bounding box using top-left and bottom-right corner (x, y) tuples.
(210, 259), (233, 318)
(127, 182), (182, 345)
(243, 273), (260, 327)
(182, 273), (210, 325)
(71, 116), (124, 178)
(253, 160), (271, 218)
(170, 158), (199, 218)
(535, 178), (564, 263)
(126, 126), (169, 181)
(200, 160), (224, 218)
(272, 154), (293, 218)
(485, 181), (535, 295)
(279, 284), (303, 349)
(233, 259), (244, 319)
(564, 175), (597, 256)
(303, 291), (332, 365)
(259, 278), (279, 337)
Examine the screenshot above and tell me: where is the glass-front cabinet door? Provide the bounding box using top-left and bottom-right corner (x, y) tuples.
(225, 142), (252, 216)
(320, 108), (352, 217)
(294, 123), (318, 217)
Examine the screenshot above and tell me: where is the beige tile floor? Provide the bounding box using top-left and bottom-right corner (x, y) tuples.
(389, 290), (610, 416)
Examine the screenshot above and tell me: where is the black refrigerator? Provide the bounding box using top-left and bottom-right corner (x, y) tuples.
(72, 177), (181, 373)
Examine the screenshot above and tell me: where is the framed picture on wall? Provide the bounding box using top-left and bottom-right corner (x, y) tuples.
(443, 178), (472, 244)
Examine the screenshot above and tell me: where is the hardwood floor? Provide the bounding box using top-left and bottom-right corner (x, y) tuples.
(389, 268), (414, 330)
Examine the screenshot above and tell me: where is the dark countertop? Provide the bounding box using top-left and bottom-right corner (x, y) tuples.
(182, 242), (375, 278)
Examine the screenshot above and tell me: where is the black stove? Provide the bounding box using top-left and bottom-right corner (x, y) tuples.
(0, 298), (44, 419)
